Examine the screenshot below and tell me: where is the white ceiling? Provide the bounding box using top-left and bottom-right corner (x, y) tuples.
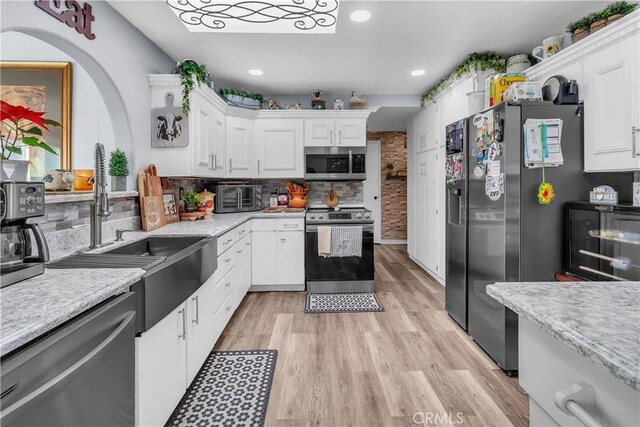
(110, 0), (610, 95)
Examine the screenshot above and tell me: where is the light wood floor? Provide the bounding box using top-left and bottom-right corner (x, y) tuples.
(214, 244), (529, 426)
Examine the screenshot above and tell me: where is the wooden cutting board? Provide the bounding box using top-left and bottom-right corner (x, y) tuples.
(141, 195), (166, 231)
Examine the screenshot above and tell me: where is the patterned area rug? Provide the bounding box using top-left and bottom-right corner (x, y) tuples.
(305, 292), (385, 313)
(166, 350), (278, 427)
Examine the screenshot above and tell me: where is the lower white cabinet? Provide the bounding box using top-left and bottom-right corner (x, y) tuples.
(251, 218), (305, 291)
(235, 233), (252, 301)
(186, 276), (217, 383)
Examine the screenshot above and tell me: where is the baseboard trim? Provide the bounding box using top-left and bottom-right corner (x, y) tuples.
(249, 284), (305, 292)
(380, 239), (407, 245)
(408, 254), (445, 287)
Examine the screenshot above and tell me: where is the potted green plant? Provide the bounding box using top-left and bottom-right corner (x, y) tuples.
(604, 1), (637, 24)
(108, 149), (129, 191)
(174, 59), (208, 116)
(220, 88), (265, 109)
(181, 188), (200, 213)
(567, 16), (591, 42)
(568, 2), (637, 42)
(1, 100), (60, 181)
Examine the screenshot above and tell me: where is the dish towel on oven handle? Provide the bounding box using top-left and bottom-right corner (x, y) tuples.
(330, 226), (363, 257)
(317, 226), (332, 258)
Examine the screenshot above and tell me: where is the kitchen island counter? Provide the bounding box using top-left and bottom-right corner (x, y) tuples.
(488, 281), (639, 427)
(487, 281), (639, 391)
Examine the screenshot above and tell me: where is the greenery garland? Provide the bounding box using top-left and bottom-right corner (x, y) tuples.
(421, 52), (506, 106)
(567, 1), (637, 32)
(174, 60), (209, 116)
(220, 88), (265, 104)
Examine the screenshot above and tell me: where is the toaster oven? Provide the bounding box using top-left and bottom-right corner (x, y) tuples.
(213, 184), (262, 213)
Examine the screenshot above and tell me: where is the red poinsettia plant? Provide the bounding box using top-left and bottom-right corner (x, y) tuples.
(1, 100), (60, 160)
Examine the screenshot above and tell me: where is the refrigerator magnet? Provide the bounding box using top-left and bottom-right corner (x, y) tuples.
(487, 142), (501, 161)
(473, 164), (485, 179)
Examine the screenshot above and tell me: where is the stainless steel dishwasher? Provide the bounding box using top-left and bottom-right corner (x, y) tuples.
(0, 292), (136, 426)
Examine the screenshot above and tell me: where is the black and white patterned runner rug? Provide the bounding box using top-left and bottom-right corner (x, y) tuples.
(305, 292), (385, 313)
(166, 350), (277, 427)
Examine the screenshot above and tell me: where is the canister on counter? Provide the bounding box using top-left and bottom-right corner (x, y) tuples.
(198, 189), (215, 215)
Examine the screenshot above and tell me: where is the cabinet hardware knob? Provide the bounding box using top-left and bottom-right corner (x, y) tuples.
(225, 257), (231, 262)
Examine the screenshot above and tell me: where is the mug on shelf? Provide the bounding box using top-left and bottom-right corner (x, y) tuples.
(532, 35), (564, 60)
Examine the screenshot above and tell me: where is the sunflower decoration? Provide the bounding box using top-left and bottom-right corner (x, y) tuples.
(538, 182), (555, 205)
(537, 123), (555, 205)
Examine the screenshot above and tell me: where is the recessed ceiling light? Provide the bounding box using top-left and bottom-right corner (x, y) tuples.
(411, 69), (426, 76)
(248, 69), (263, 76)
(350, 10), (371, 22)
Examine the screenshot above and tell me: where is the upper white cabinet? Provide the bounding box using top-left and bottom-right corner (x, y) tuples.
(149, 76), (227, 178)
(255, 119), (304, 178)
(149, 75), (375, 176)
(303, 117), (368, 147)
(526, 11), (640, 172)
(226, 116), (254, 178)
(304, 119), (334, 146)
(583, 35), (639, 171)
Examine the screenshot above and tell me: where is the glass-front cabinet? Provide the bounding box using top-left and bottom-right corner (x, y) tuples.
(565, 202), (640, 281)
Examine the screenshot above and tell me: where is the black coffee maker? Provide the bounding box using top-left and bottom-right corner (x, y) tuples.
(0, 181), (49, 287)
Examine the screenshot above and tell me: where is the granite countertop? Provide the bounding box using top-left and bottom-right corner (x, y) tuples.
(1, 210), (304, 357)
(1, 268), (145, 356)
(487, 281), (640, 391)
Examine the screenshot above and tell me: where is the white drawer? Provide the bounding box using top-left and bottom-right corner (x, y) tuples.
(211, 268), (232, 314)
(252, 218), (278, 231)
(235, 220), (251, 238)
(277, 218), (304, 231)
(212, 288), (236, 343)
(211, 246), (236, 285)
(217, 229), (236, 254)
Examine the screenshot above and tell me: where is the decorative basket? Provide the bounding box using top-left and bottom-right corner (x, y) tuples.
(590, 18), (607, 33)
(607, 14), (624, 25)
(571, 28), (590, 42)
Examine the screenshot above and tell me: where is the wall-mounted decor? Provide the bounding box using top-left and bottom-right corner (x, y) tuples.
(35, 0), (96, 40)
(0, 61), (72, 180)
(165, 0), (339, 33)
(151, 93), (188, 147)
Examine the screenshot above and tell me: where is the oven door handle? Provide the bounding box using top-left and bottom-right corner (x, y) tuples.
(307, 224), (374, 233)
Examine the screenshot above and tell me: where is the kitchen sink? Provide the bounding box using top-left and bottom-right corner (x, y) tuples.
(104, 236), (207, 257)
(48, 235), (217, 334)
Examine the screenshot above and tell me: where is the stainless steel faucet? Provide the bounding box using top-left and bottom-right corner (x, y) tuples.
(89, 143), (111, 249)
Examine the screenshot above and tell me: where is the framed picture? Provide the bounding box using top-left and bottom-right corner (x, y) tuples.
(151, 92), (189, 147)
(162, 189), (179, 223)
(0, 61), (72, 180)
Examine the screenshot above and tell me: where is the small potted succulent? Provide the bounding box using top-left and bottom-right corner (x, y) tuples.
(108, 149), (129, 191)
(174, 59), (209, 116)
(181, 188), (201, 213)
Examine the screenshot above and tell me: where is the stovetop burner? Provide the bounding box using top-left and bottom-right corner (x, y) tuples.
(305, 207), (373, 224)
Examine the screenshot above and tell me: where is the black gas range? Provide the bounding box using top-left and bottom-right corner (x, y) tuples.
(305, 207), (375, 293)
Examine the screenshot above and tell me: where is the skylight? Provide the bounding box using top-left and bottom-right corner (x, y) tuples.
(165, 0), (340, 33)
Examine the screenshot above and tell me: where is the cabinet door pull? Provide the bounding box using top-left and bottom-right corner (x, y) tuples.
(178, 308), (186, 340)
(209, 154), (213, 170)
(213, 154), (218, 170)
(229, 158), (233, 173)
(554, 382), (601, 427)
(226, 305), (232, 312)
(257, 159), (261, 174)
(192, 296), (199, 324)
(225, 281), (232, 288)
(338, 130), (342, 145)
(330, 130), (333, 145)
(282, 224), (298, 228)
(246, 241), (251, 246)
(632, 126), (639, 158)
(237, 249), (243, 254)
(280, 238), (286, 242)
(225, 257), (232, 263)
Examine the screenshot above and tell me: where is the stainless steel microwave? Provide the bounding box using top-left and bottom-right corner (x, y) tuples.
(304, 146), (366, 181)
(213, 184), (262, 213)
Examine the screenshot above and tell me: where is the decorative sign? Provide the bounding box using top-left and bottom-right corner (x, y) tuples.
(35, 0), (96, 40)
(589, 185), (618, 205)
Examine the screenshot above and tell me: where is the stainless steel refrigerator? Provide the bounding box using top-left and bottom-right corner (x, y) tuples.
(445, 119), (468, 330)
(465, 102), (591, 372)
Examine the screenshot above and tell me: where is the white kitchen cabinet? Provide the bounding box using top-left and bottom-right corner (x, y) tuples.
(255, 119), (304, 178)
(335, 118), (366, 146)
(136, 303), (188, 427)
(304, 119), (334, 146)
(251, 218), (305, 290)
(149, 75), (226, 178)
(186, 275), (217, 384)
(251, 229), (278, 287)
(277, 231), (305, 285)
(235, 233), (252, 299)
(583, 35), (640, 172)
(414, 108), (427, 154)
(303, 118), (367, 147)
(226, 116), (254, 178)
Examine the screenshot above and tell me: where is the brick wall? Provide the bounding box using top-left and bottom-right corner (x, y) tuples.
(368, 132), (407, 240)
